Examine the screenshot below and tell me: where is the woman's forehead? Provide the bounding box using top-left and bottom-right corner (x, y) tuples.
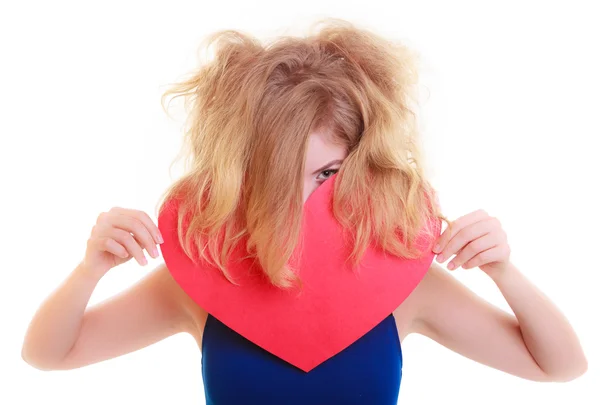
(304, 131), (348, 172)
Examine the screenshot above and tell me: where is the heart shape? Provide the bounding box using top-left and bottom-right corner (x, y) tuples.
(158, 174), (441, 372)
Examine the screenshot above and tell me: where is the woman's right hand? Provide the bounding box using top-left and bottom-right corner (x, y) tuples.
(83, 207), (164, 277)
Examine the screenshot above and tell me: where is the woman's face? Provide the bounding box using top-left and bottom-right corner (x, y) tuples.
(303, 129), (348, 203)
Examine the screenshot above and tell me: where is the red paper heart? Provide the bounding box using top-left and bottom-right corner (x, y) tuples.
(158, 174), (441, 372)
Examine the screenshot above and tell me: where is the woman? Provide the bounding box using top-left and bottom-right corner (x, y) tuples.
(21, 18), (587, 404)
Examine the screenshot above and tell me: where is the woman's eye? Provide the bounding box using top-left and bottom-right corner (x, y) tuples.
(317, 169), (338, 181)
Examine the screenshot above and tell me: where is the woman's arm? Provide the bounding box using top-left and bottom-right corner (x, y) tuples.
(488, 261), (587, 380)
(411, 262), (586, 382)
(408, 209), (587, 382)
(22, 263), (200, 371)
(21, 207), (206, 371)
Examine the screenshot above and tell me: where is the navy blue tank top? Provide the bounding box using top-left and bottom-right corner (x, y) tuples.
(201, 313), (402, 404)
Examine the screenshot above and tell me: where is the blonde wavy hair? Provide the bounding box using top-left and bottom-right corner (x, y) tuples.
(158, 18), (450, 288)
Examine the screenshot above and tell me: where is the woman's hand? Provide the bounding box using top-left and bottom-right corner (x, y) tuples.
(420, 209), (587, 381)
(432, 209), (511, 278)
(83, 207), (164, 277)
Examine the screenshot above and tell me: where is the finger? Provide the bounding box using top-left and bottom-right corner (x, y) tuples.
(462, 245), (503, 269)
(110, 207), (163, 244)
(447, 233), (498, 270)
(109, 227), (148, 266)
(436, 217), (492, 263)
(108, 213), (159, 259)
(433, 209), (489, 253)
(92, 237), (129, 259)
(131, 231), (160, 260)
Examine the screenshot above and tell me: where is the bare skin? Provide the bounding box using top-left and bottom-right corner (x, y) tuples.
(21, 130), (587, 383)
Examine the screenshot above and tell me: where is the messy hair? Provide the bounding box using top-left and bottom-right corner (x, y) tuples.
(158, 18), (450, 288)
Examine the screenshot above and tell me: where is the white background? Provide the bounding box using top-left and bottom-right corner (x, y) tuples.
(1, 0), (598, 404)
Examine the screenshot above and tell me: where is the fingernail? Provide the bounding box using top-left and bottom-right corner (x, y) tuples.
(448, 262), (455, 270)
(151, 246), (159, 258)
(433, 244), (441, 253)
(141, 256), (148, 266)
(437, 254), (445, 262)
(157, 232), (164, 244)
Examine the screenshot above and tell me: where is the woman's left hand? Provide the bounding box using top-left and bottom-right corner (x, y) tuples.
(432, 209), (511, 278)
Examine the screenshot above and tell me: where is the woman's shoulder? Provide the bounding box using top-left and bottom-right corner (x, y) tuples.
(393, 262), (448, 339)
